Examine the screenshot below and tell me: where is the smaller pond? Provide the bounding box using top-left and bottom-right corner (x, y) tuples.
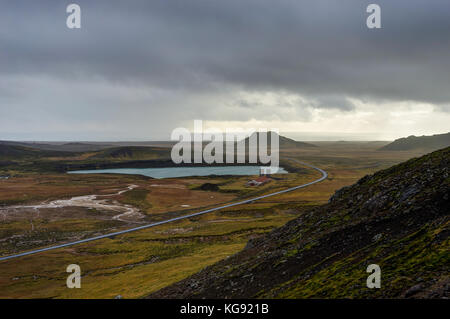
(68, 166), (288, 179)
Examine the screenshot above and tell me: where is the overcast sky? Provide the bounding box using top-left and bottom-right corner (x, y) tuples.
(1, 0), (449, 141)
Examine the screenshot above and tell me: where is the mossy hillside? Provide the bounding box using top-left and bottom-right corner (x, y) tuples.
(148, 147), (449, 299)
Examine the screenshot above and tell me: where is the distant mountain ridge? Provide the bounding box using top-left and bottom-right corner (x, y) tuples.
(0, 140), (112, 152)
(0, 144), (73, 159)
(379, 132), (450, 151)
(244, 132), (317, 148)
(90, 146), (170, 160)
(0, 132), (314, 172)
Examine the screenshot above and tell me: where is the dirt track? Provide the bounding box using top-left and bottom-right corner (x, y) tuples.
(0, 185), (145, 224)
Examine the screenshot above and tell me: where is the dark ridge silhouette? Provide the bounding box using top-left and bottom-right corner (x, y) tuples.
(379, 132), (450, 151)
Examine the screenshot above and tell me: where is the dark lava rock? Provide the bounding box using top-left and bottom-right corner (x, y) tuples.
(405, 284), (424, 298)
(198, 183), (220, 191)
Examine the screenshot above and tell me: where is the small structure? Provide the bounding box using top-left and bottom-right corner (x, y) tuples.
(0, 175), (10, 180)
(246, 176), (272, 187)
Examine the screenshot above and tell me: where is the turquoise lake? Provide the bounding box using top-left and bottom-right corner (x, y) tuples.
(68, 166), (288, 179)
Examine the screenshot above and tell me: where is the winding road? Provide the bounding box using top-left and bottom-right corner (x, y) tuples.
(0, 159), (327, 262)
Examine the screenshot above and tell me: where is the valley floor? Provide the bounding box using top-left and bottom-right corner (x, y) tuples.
(0, 143), (431, 298)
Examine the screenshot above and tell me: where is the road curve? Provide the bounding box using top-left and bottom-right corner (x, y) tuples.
(0, 159), (327, 262)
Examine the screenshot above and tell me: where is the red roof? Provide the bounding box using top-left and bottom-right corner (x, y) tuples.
(255, 176), (271, 183)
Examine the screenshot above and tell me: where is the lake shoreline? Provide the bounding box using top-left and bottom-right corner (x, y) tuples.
(68, 166), (288, 179)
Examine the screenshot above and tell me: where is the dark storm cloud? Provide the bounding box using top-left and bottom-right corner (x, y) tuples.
(1, 0), (450, 140)
(1, 0), (450, 107)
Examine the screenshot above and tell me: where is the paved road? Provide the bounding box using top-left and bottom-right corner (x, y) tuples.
(0, 159), (327, 262)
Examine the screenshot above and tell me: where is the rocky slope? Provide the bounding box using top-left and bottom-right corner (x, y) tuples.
(148, 147), (449, 299)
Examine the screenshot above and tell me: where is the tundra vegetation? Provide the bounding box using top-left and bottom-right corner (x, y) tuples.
(0, 140), (442, 298)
